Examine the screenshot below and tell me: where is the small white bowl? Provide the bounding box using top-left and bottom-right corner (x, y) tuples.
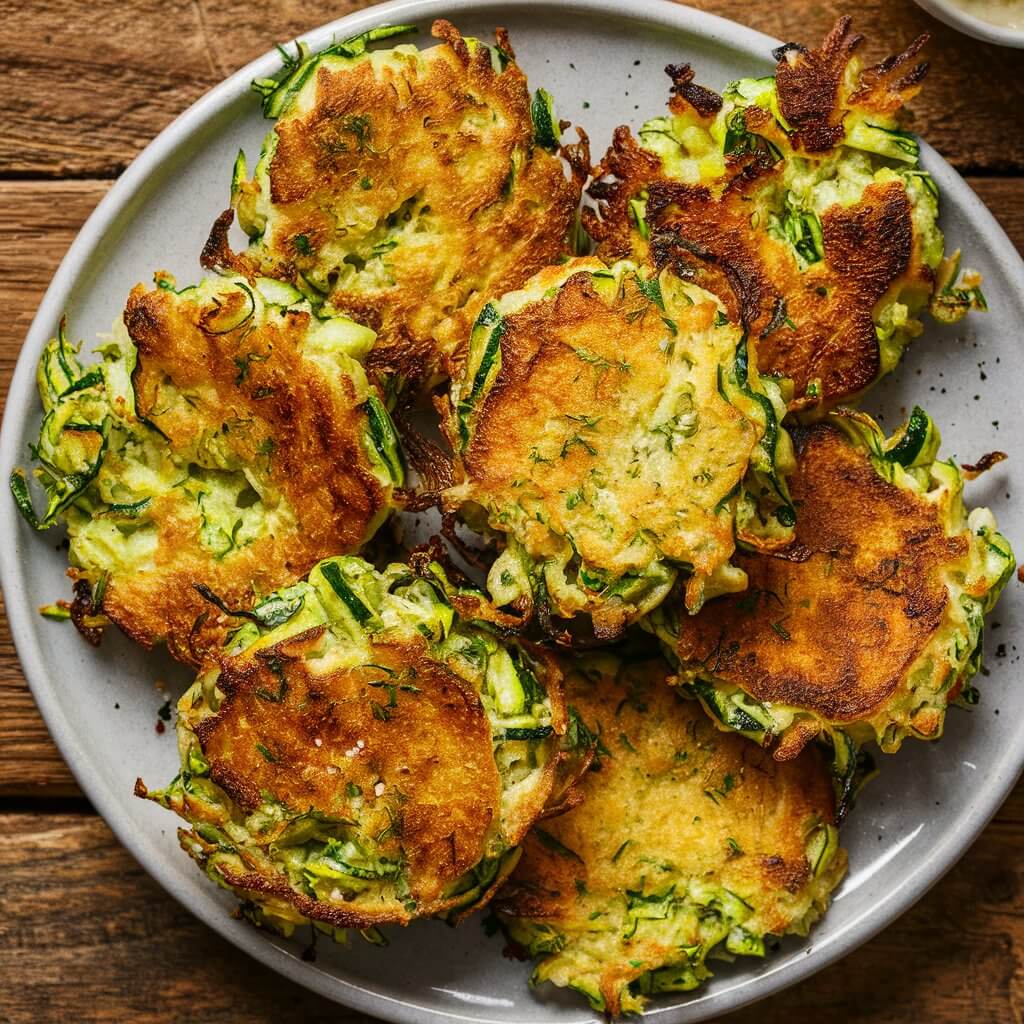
(914, 0), (1024, 47)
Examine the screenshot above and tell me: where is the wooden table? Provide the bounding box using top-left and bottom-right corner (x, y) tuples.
(1, 1), (1022, 1020)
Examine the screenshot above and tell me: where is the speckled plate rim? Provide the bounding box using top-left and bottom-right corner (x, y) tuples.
(913, 0), (1024, 49)
(2, 0), (1024, 1020)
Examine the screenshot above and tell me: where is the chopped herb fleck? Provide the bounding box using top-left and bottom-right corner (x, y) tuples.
(535, 828), (583, 863)
(560, 434), (597, 459)
(573, 346), (630, 373)
(611, 839), (632, 863)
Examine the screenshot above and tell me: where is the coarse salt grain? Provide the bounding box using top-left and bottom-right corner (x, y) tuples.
(374, 781), (385, 797)
(314, 738), (323, 748)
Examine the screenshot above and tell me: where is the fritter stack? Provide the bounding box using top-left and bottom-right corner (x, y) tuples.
(11, 15), (1015, 1018)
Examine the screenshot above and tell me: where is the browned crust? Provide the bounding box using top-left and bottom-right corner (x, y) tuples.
(650, 176), (921, 402)
(392, 407), (455, 495)
(195, 628), (502, 921)
(228, 22), (585, 390)
(584, 20), (933, 405)
(200, 208), (256, 279)
(674, 424), (966, 740)
(68, 577), (104, 646)
(89, 283), (387, 667)
(665, 62), (723, 119)
(584, 125), (663, 260)
(773, 17), (865, 152)
(847, 30), (929, 115)
(774, 18), (928, 152)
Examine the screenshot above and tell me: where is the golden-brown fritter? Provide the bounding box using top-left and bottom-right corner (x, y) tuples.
(140, 556), (594, 936)
(585, 19), (984, 409)
(496, 654), (845, 1016)
(195, 633), (503, 923)
(206, 20), (587, 390)
(14, 276), (401, 666)
(442, 258), (797, 637)
(651, 413), (1015, 764)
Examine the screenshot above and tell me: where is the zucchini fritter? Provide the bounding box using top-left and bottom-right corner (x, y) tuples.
(11, 276), (402, 666)
(585, 18), (986, 409)
(649, 411), (1015, 768)
(496, 655), (845, 1016)
(443, 258), (796, 637)
(207, 21), (586, 389)
(138, 555), (593, 937)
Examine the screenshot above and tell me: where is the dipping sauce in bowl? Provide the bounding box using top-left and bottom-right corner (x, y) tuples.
(950, 0), (1023, 28)
(914, 0), (1024, 45)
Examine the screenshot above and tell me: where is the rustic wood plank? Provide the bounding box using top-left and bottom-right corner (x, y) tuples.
(0, 0), (379, 179)
(0, 812), (365, 1022)
(0, 597), (79, 797)
(0, 180), (108, 410)
(1, 803), (1023, 1023)
(0, 1), (1022, 177)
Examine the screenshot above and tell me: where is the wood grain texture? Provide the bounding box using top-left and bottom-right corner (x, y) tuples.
(0, 180), (107, 409)
(1, 803), (1023, 1024)
(0, 598), (80, 797)
(0, 1), (1022, 177)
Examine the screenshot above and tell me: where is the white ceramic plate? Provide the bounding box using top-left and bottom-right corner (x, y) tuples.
(2, 1), (1023, 1020)
(913, 0), (1024, 49)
